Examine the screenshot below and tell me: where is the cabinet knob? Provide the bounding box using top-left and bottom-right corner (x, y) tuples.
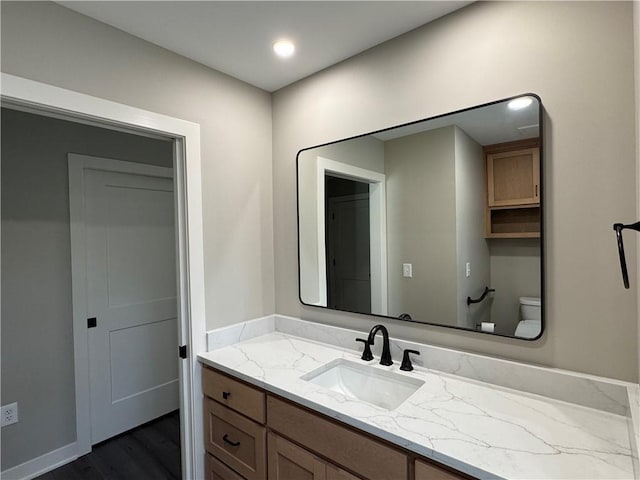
(222, 391), (231, 400)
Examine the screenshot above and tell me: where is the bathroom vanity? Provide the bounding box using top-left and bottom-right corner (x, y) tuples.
(198, 316), (639, 480)
(202, 365), (465, 480)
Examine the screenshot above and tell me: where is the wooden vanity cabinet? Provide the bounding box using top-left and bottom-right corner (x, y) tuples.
(267, 395), (406, 480)
(268, 432), (361, 480)
(202, 366), (471, 480)
(203, 367), (267, 480)
(485, 139), (541, 238)
(207, 453), (247, 480)
(414, 459), (466, 480)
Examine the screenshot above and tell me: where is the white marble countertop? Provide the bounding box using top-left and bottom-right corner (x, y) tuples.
(198, 326), (636, 480)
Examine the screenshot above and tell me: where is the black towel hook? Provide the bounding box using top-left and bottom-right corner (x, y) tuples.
(613, 221), (640, 289)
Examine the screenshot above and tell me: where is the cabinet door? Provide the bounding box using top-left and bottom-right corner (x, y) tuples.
(267, 396), (407, 480)
(414, 459), (467, 480)
(268, 433), (326, 480)
(326, 463), (360, 480)
(487, 148), (539, 207)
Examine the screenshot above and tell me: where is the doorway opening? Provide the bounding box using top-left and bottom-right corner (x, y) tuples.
(2, 108), (181, 477)
(1, 73), (206, 479)
(325, 175), (372, 312)
(315, 156), (388, 316)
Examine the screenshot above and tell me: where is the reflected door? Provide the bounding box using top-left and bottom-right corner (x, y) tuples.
(326, 176), (371, 312)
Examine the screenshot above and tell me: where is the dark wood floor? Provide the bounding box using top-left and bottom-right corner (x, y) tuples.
(36, 411), (181, 480)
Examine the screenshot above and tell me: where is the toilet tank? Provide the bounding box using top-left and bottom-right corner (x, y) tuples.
(519, 297), (541, 321)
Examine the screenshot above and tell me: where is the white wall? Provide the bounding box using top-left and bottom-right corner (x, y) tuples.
(454, 127), (490, 330)
(273, 1), (638, 382)
(1, 1), (274, 331)
(1, 108), (174, 470)
(384, 126), (457, 322)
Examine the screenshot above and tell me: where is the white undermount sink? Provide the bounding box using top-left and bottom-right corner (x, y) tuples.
(301, 358), (425, 410)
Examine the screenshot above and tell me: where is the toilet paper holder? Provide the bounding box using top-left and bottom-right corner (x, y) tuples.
(613, 221), (640, 289)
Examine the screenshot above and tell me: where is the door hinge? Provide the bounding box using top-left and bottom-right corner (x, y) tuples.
(87, 317), (97, 328)
(178, 345), (187, 359)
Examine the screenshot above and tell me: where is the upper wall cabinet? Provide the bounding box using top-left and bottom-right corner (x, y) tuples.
(486, 142), (540, 207)
(485, 138), (541, 239)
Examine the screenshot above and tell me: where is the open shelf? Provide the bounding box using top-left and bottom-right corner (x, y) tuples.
(486, 206), (540, 238)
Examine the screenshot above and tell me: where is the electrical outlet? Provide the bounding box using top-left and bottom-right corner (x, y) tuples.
(1, 402), (18, 427)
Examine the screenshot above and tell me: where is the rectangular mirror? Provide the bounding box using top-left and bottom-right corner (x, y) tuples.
(297, 94), (544, 340)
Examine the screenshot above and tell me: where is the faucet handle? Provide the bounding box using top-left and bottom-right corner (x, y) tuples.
(400, 349), (420, 371)
(355, 338), (374, 361)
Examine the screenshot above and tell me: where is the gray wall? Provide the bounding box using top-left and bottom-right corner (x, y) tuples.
(1, 0), (273, 470)
(1, 108), (173, 470)
(1, 1), (275, 332)
(273, 1), (638, 382)
(489, 239), (542, 336)
(384, 127), (457, 322)
(454, 127), (490, 330)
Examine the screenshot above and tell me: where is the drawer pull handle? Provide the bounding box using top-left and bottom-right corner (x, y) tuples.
(222, 391), (231, 400)
(223, 434), (240, 447)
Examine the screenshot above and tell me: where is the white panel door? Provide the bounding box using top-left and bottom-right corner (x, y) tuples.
(84, 168), (178, 444)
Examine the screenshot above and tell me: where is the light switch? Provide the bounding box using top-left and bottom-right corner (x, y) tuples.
(465, 262), (471, 278)
(403, 263), (412, 278)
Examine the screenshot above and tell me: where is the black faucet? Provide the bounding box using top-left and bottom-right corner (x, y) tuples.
(367, 324), (393, 366)
(355, 337), (373, 361)
(400, 349), (420, 371)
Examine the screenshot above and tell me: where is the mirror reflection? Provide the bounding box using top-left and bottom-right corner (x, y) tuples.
(297, 95), (543, 339)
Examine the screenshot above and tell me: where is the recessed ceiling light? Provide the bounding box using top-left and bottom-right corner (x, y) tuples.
(273, 40), (295, 58)
(508, 96), (533, 111)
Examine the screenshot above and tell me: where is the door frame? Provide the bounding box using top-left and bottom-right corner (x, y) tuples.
(316, 157), (388, 316)
(0, 73), (207, 479)
(68, 154), (177, 450)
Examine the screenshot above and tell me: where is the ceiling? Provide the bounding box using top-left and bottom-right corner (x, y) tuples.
(57, 1), (472, 92)
(373, 95), (540, 145)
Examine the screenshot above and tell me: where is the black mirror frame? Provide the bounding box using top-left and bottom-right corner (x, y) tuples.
(295, 93), (545, 341)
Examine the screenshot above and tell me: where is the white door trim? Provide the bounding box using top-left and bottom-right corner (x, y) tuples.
(1, 73), (207, 480)
(316, 157), (388, 316)
(68, 154), (175, 452)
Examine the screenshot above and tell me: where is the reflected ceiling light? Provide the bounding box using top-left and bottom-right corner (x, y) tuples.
(508, 96), (533, 110)
(273, 40), (295, 58)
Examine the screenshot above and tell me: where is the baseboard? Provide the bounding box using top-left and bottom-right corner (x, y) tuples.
(1, 442), (77, 480)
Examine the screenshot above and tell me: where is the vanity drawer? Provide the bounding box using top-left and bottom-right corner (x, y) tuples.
(267, 396), (407, 480)
(203, 367), (266, 423)
(204, 398), (266, 480)
(206, 453), (247, 480)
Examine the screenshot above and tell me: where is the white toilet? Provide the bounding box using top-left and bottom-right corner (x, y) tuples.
(514, 297), (541, 338)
